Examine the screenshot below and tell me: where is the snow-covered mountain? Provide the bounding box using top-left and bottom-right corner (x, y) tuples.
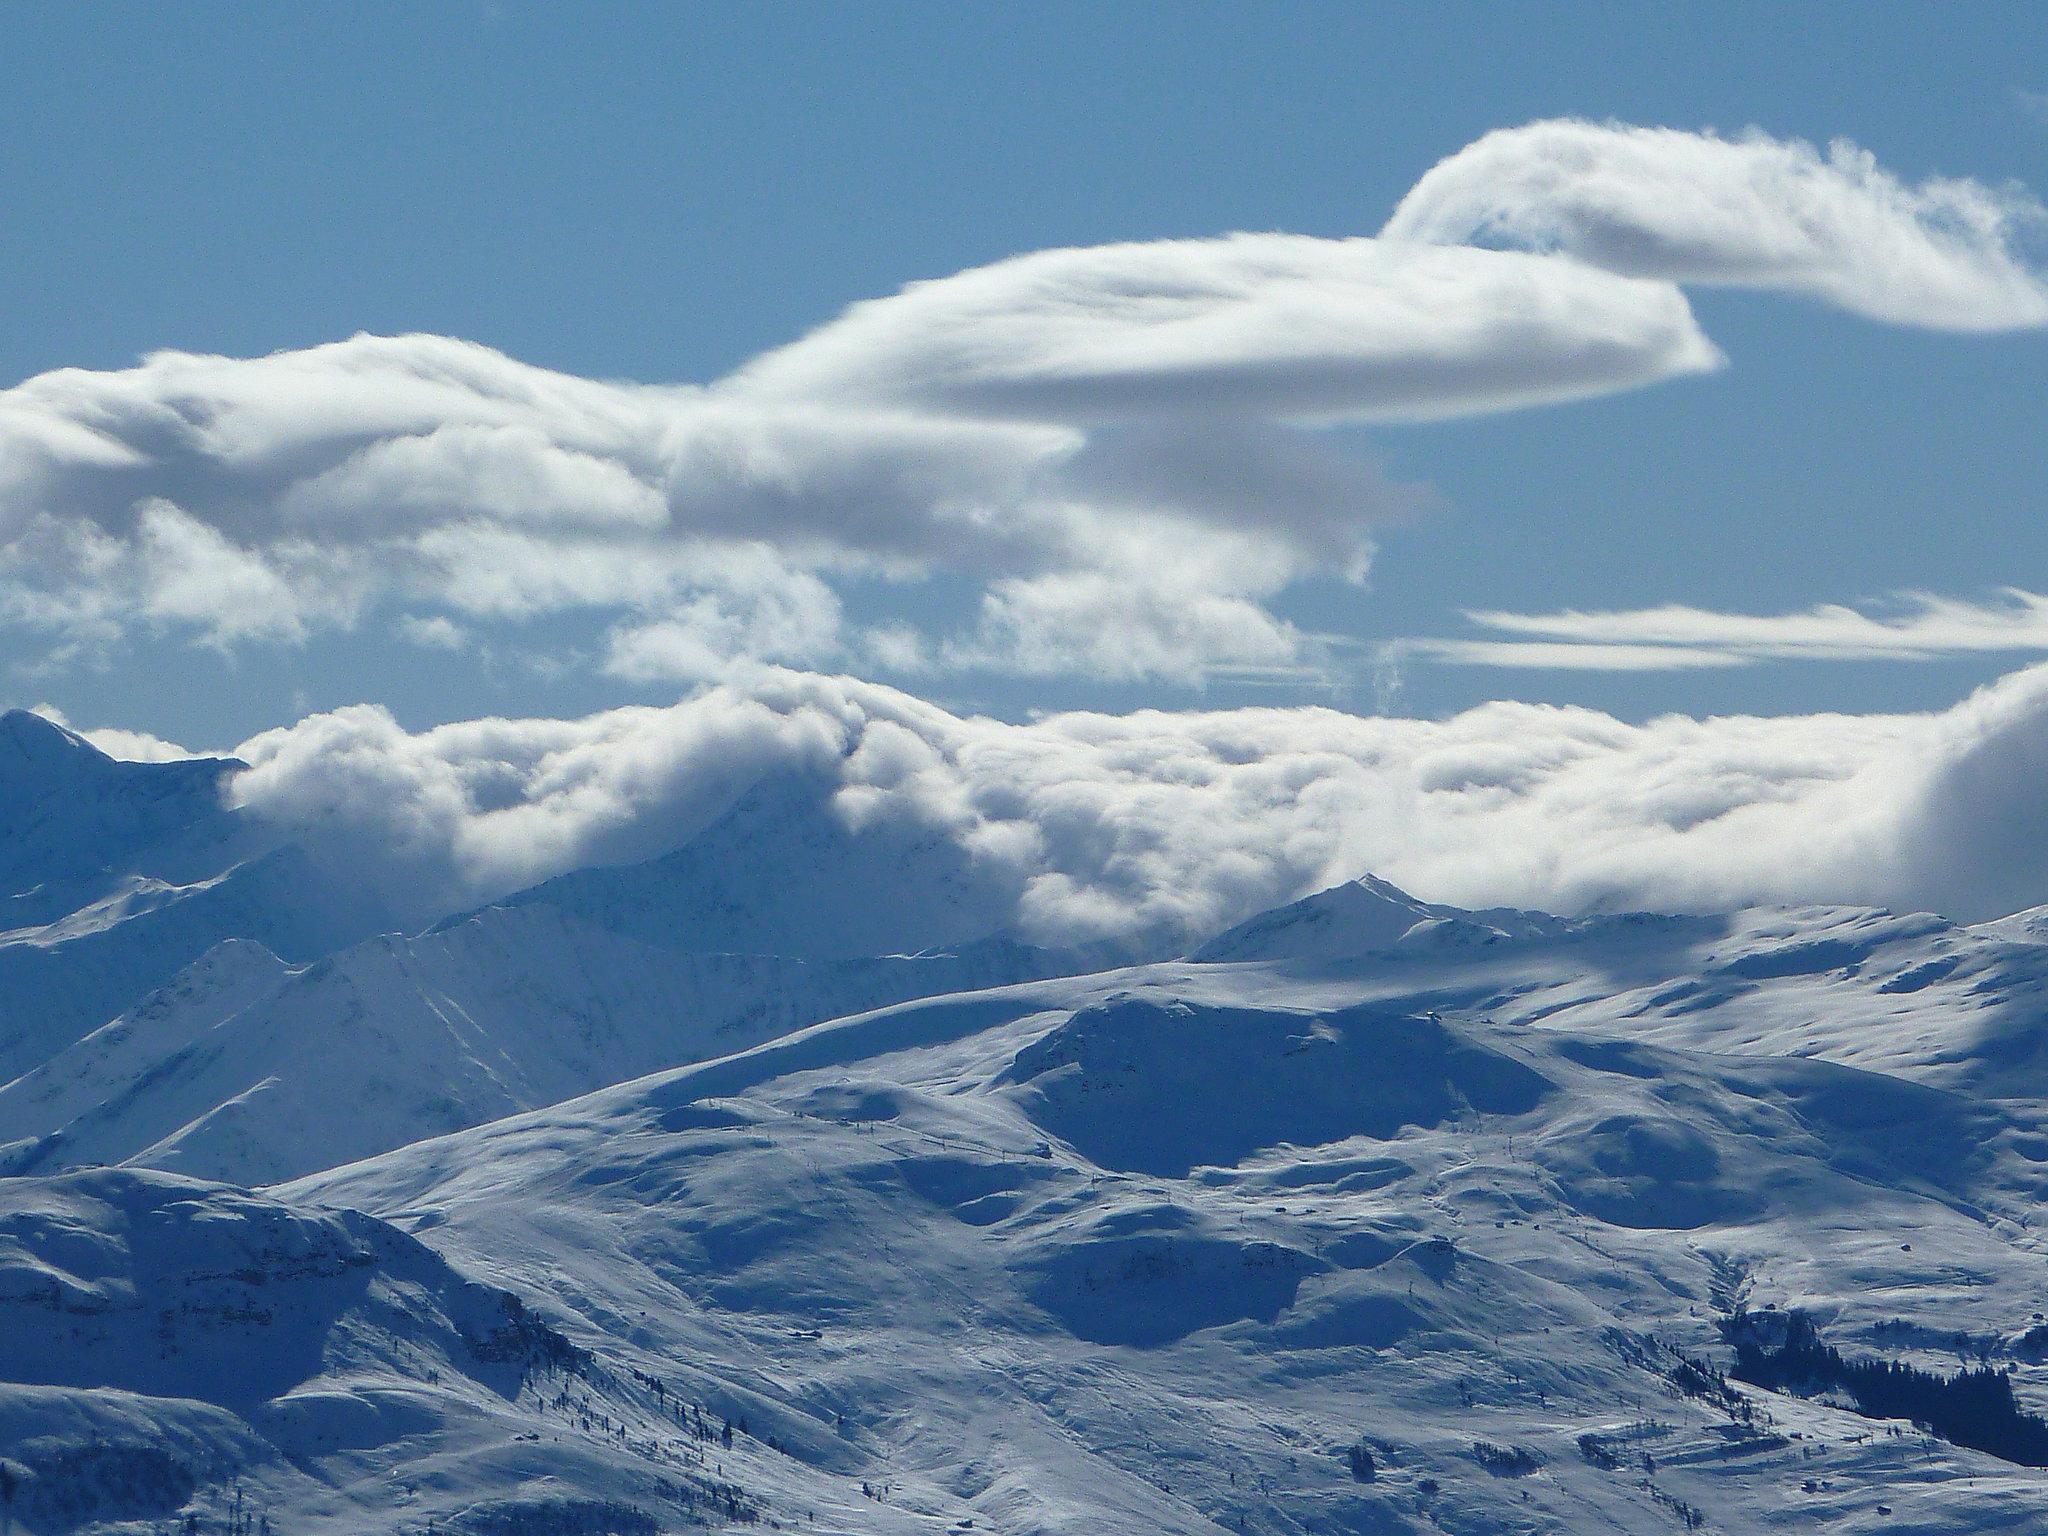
(18, 816), (2048, 1532)
(0, 726), (1144, 1185)
(1190, 873), (1553, 962)
(0, 1166), (792, 1534)
(17, 863), (2048, 1195)
(496, 769), (1030, 961)
(0, 711), (391, 1080)
(0, 901), (1113, 1185)
(284, 931), (2048, 1535)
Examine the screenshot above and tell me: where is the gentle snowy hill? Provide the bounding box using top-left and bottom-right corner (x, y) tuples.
(21, 868), (2048, 1195)
(291, 952), (2048, 1535)
(23, 850), (2048, 1530)
(0, 711), (391, 1079)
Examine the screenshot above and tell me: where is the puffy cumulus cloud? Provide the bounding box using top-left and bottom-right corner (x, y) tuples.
(603, 563), (845, 683)
(226, 681), (866, 911)
(0, 330), (1395, 687)
(1406, 589), (2048, 670)
(1895, 666), (2048, 920)
(727, 232), (1720, 423)
(2, 121), (2039, 691)
(1384, 119), (2048, 330)
(222, 664), (2048, 939)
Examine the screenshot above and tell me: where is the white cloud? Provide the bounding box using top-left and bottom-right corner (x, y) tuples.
(1395, 638), (1747, 671)
(0, 122), (2039, 689)
(282, 422), (669, 533)
(396, 614), (471, 652)
(0, 332), (1399, 686)
(221, 663), (2048, 937)
(602, 563), (845, 684)
(26, 704), (198, 762)
(1384, 120), (2048, 330)
(946, 571), (1324, 686)
(728, 232), (1720, 424)
(1410, 589), (2048, 669)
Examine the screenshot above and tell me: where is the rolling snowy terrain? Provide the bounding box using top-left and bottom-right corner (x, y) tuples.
(13, 735), (2048, 1531)
(286, 914), (2048, 1536)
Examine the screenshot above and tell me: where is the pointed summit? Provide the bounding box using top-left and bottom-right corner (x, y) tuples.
(1191, 875), (1449, 963)
(1188, 874), (1551, 964)
(0, 708), (107, 780)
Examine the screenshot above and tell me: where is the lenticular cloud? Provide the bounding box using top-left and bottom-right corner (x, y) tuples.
(728, 232), (1720, 423)
(2, 121), (2042, 689)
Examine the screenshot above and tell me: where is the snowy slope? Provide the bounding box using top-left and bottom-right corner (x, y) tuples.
(0, 710), (241, 928)
(0, 902), (1114, 1184)
(1195, 876), (2048, 1097)
(292, 952), (2048, 1536)
(21, 866), (2048, 1193)
(22, 858), (2048, 1532)
(0, 711), (391, 1081)
(0, 736), (1138, 1184)
(0, 1166), (795, 1535)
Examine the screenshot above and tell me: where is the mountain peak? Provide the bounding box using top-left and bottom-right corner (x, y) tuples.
(0, 708), (96, 757)
(0, 708), (104, 774)
(1190, 874), (1487, 964)
(499, 768), (1017, 961)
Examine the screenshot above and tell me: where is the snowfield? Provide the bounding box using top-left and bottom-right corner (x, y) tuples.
(11, 723), (2048, 1531)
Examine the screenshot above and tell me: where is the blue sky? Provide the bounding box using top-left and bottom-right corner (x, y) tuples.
(4, 2), (2047, 746)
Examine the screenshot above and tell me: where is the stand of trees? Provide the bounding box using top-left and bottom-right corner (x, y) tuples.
(1726, 1309), (2048, 1467)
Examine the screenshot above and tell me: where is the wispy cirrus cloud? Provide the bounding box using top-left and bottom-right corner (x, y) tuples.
(1409, 589), (2048, 671)
(1392, 637), (1749, 672)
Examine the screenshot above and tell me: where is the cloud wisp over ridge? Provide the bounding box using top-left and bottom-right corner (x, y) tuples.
(2, 120), (2041, 693)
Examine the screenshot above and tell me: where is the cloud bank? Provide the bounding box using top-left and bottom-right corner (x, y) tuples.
(167, 662), (2048, 940)
(3, 120), (2039, 689)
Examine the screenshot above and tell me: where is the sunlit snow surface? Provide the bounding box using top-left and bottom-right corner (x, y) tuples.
(294, 893), (2048, 1534)
(13, 720), (2048, 1530)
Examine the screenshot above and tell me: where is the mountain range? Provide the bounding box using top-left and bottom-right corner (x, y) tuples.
(7, 708), (2048, 1533)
